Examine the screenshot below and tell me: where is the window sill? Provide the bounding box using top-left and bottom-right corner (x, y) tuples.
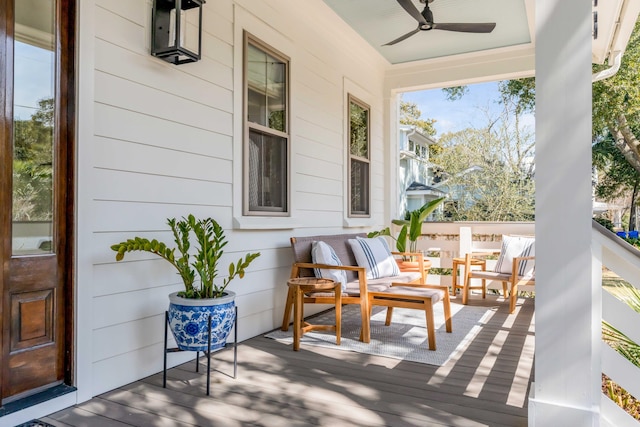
(233, 215), (298, 230)
(343, 217), (375, 228)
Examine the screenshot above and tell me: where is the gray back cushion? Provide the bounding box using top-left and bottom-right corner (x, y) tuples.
(291, 233), (366, 281)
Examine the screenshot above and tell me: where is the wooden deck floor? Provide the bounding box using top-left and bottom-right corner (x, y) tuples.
(41, 296), (534, 427)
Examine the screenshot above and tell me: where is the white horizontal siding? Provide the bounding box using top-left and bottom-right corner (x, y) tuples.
(95, 38), (233, 107)
(94, 137), (233, 183)
(92, 203), (233, 232)
(92, 168), (233, 205)
(94, 104), (233, 160)
(95, 72), (233, 135)
(77, 0), (390, 400)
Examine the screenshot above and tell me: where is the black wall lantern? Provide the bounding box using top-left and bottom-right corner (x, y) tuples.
(152, 0), (205, 65)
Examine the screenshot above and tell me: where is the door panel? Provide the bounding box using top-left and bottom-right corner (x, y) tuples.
(1, 0), (74, 404)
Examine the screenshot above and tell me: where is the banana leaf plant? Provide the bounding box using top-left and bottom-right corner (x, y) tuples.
(110, 215), (260, 299)
(368, 197), (445, 255)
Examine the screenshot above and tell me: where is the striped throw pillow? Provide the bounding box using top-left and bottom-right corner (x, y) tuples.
(348, 236), (401, 280)
(494, 235), (535, 277)
(311, 241), (347, 291)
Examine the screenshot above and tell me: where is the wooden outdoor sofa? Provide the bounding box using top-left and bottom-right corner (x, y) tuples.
(281, 233), (452, 350)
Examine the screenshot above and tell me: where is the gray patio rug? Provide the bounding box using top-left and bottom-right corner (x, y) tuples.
(265, 301), (494, 366)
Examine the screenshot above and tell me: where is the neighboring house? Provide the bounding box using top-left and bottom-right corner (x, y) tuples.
(398, 125), (445, 216)
(1, 1), (639, 426)
(431, 165), (484, 215)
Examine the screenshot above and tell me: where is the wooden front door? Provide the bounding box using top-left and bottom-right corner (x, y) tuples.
(0, 0), (74, 404)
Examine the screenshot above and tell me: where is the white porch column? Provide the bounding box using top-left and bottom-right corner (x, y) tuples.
(531, 0), (598, 425)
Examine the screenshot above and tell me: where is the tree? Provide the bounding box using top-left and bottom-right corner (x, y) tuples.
(448, 19), (640, 176)
(436, 82), (535, 221)
(593, 19), (640, 174)
(12, 97), (54, 221)
(432, 105), (535, 221)
(593, 133), (640, 230)
(443, 79), (535, 115)
(399, 99), (436, 137)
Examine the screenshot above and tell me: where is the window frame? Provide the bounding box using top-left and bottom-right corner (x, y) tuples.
(347, 94), (371, 218)
(242, 32), (291, 217)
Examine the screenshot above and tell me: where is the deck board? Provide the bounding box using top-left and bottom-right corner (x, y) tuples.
(45, 296), (534, 427)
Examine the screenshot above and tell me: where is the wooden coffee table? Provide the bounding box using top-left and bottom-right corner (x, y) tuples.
(287, 277), (341, 351)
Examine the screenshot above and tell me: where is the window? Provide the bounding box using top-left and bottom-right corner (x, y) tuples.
(348, 95), (370, 217)
(243, 34), (289, 215)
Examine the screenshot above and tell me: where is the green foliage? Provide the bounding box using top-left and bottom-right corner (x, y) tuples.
(498, 79), (535, 115)
(602, 283), (640, 368)
(443, 80), (536, 115)
(592, 20), (640, 139)
(350, 101), (369, 157)
(12, 98), (54, 221)
(594, 217), (615, 231)
(368, 197), (445, 253)
(441, 86), (469, 101)
(399, 100), (437, 137)
(593, 133), (640, 201)
(436, 78), (535, 221)
(601, 281), (640, 420)
(110, 215), (260, 299)
(432, 125), (535, 221)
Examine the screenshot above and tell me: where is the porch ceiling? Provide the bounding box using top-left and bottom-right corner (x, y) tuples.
(322, 0), (634, 67)
(323, 0), (532, 65)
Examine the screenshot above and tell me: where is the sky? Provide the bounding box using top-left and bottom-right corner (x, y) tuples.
(401, 81), (535, 136)
(14, 41), (54, 120)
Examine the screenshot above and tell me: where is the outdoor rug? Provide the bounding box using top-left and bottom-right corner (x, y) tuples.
(265, 302), (494, 366)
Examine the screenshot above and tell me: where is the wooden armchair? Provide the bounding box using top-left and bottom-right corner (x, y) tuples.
(462, 235), (535, 313)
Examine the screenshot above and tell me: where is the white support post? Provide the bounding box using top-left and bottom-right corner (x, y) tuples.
(458, 226), (473, 286)
(530, 0), (598, 425)
(459, 226), (473, 257)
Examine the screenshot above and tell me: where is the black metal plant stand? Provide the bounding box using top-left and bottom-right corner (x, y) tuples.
(162, 306), (238, 395)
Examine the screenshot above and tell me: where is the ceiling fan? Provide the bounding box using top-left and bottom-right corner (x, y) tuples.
(384, 0), (496, 46)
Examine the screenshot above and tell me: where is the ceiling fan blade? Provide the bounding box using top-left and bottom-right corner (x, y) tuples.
(383, 28), (421, 46)
(432, 22), (496, 33)
(395, 0), (428, 26)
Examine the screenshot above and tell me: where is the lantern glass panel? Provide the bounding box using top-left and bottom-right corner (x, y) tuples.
(153, 0), (203, 64)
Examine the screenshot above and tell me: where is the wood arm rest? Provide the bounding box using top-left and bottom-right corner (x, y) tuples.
(510, 256), (535, 280)
(291, 262), (369, 296)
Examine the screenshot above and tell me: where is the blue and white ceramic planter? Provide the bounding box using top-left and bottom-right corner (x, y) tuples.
(168, 291), (236, 352)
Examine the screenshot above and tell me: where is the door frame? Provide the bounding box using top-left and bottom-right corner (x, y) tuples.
(0, 0), (76, 408)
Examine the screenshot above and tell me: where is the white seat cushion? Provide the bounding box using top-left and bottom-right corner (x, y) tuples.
(370, 286), (445, 304)
(344, 271), (421, 295)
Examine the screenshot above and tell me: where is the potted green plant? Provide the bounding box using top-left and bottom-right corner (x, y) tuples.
(368, 197), (445, 267)
(110, 214), (260, 351)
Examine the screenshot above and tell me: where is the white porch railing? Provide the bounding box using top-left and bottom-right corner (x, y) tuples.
(593, 221), (640, 427)
(412, 221), (639, 425)
(412, 221), (535, 288)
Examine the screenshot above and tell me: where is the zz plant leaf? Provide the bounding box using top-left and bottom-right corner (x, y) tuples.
(110, 215), (260, 299)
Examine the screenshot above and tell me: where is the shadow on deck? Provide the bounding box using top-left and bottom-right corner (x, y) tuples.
(42, 295), (534, 427)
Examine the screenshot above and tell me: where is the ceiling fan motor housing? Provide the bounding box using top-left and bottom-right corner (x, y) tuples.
(421, 7), (434, 29)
